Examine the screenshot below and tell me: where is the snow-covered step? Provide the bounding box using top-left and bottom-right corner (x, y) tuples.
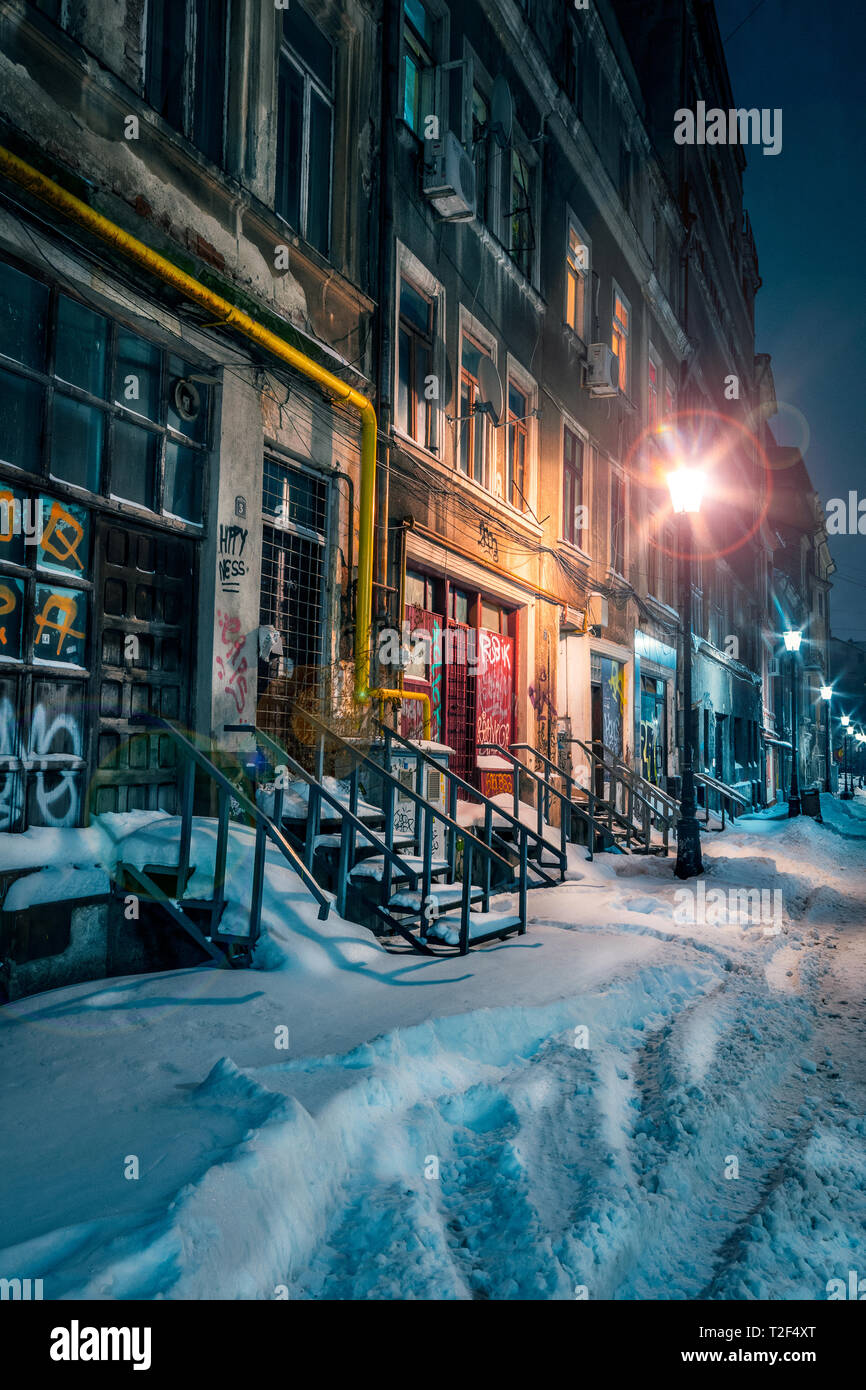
(348, 854), (449, 883)
(425, 911), (523, 947)
(387, 882), (484, 914)
(313, 830), (416, 851)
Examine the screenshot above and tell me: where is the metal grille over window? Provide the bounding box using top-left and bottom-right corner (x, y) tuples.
(258, 457), (329, 745)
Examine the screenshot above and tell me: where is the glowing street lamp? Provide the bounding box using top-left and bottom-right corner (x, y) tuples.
(782, 628), (803, 817)
(666, 464), (706, 878)
(820, 685), (833, 793)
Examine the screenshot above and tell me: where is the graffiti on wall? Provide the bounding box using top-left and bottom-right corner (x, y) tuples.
(218, 522), (249, 595)
(601, 656), (625, 755)
(477, 629), (513, 748)
(216, 609), (250, 715)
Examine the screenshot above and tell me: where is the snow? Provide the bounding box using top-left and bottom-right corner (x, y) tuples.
(4, 866), (110, 911)
(0, 792), (865, 1300)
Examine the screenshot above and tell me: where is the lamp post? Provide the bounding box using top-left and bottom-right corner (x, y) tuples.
(783, 628), (802, 818)
(820, 684), (833, 794)
(667, 464), (705, 879)
(840, 713), (852, 799)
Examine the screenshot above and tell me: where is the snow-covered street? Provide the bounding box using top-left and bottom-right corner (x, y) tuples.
(1, 795), (865, 1301)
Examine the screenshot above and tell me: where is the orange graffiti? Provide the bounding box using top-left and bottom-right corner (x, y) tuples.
(0, 491), (13, 544)
(40, 501), (85, 570)
(33, 592), (84, 657)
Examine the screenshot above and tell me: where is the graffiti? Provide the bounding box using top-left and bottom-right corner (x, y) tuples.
(33, 586), (87, 665)
(601, 656), (625, 755)
(430, 616), (443, 741)
(641, 719), (660, 785)
(216, 609), (249, 715)
(39, 500), (88, 574)
(479, 769), (513, 798)
(477, 629), (514, 750)
(218, 523), (249, 594)
(29, 703), (83, 827)
(477, 520), (499, 562)
(0, 578), (24, 659)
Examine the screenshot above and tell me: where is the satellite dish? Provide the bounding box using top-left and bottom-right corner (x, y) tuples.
(477, 354), (504, 426)
(490, 75), (513, 150)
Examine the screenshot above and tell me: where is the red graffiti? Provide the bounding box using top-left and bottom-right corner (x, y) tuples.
(216, 610), (249, 714)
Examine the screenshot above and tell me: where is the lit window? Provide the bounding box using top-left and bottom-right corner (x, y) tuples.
(565, 225), (588, 337)
(611, 289), (629, 393)
(459, 335), (491, 487)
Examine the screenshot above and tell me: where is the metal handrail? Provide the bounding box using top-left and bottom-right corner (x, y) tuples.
(693, 769), (751, 830)
(231, 716), (519, 950)
(478, 741), (596, 861)
(226, 723), (429, 917)
(374, 719), (563, 885)
(129, 716), (331, 948)
(571, 738), (678, 822)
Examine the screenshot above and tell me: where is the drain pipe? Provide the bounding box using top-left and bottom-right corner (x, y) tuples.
(0, 145), (429, 736)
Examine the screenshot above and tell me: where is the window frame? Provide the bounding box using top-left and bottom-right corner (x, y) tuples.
(565, 210), (590, 341)
(503, 139), (538, 284)
(276, 2), (336, 256)
(611, 282), (630, 396)
(144, 0), (231, 168)
(609, 463), (627, 579)
(561, 420), (587, 550)
(394, 245), (445, 456)
(400, 0), (447, 139)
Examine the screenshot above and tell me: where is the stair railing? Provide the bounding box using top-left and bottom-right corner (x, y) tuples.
(572, 738), (675, 853)
(693, 770), (751, 830)
(231, 717), (520, 954)
(478, 741), (597, 861)
(125, 716), (332, 958)
(375, 719), (563, 886)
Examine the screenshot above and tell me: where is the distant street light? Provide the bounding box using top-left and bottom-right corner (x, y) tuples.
(820, 685), (833, 794)
(840, 713), (853, 799)
(667, 463), (705, 878)
(783, 629), (802, 817)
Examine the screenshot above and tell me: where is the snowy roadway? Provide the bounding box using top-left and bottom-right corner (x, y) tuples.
(0, 794), (864, 1300)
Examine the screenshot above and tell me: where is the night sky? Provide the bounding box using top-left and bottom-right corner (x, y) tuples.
(712, 0), (866, 638)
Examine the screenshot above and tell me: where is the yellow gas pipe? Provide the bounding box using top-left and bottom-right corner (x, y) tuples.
(0, 145), (430, 737)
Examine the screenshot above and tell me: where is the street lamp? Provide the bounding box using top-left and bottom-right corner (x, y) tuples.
(840, 713), (852, 799)
(782, 628), (802, 818)
(667, 463), (705, 878)
(820, 685), (833, 795)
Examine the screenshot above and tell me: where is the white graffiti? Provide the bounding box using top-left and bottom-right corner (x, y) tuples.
(0, 700), (83, 831)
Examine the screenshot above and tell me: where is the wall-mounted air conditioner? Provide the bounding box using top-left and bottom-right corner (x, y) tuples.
(587, 592), (609, 629)
(422, 130), (476, 222)
(586, 342), (619, 396)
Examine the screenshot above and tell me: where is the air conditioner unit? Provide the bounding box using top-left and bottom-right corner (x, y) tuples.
(587, 592), (609, 628)
(561, 605), (585, 632)
(586, 342), (619, 396)
(423, 130), (476, 222)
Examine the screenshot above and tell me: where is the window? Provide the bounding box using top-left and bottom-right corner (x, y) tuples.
(402, 0), (436, 136)
(648, 350), (661, 429)
(563, 20), (582, 110)
(611, 287), (629, 394)
(449, 587), (469, 624)
(481, 601), (509, 635)
(664, 371), (676, 420)
(610, 468), (626, 575)
(459, 334), (492, 486)
(565, 221), (589, 338)
(277, 3), (334, 256)
(562, 426), (584, 547)
(260, 458), (328, 685)
(619, 142), (631, 209)
(0, 257), (209, 525)
(397, 278), (436, 450)
(507, 382), (528, 512)
(505, 147), (535, 281)
(471, 87), (491, 226)
(145, 0), (229, 167)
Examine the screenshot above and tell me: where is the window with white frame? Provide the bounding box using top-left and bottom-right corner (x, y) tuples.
(611, 285), (630, 394)
(565, 217), (589, 339)
(276, 2), (334, 256)
(397, 276), (437, 451)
